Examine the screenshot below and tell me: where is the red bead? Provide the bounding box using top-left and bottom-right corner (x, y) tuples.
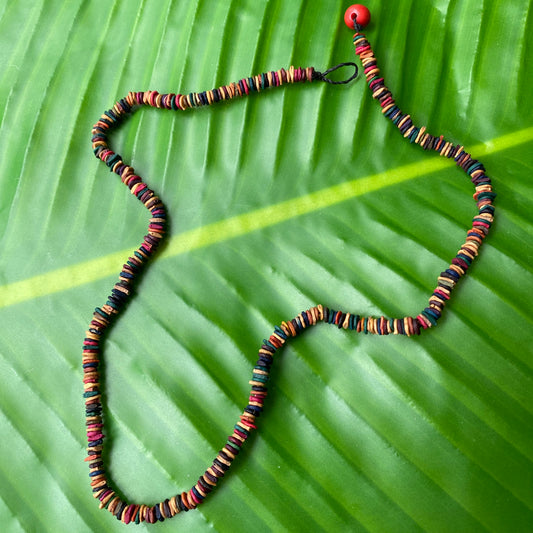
(344, 4), (371, 29)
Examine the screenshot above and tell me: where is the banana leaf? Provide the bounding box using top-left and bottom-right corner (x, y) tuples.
(0, 0), (532, 531)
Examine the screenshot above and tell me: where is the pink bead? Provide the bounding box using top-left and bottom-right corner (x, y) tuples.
(344, 4), (371, 29)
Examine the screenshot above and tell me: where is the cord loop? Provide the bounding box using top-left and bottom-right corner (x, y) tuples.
(313, 62), (359, 84)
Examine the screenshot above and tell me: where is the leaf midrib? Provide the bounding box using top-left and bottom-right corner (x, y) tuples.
(1, 126), (532, 309)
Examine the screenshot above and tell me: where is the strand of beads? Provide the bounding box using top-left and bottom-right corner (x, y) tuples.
(342, 16), (495, 335)
(123, 66), (316, 112)
(85, 66), (318, 524)
(84, 5), (496, 523)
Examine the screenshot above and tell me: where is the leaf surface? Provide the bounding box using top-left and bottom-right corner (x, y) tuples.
(0, 1), (532, 531)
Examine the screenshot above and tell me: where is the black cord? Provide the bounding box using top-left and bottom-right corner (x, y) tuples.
(312, 62), (358, 85)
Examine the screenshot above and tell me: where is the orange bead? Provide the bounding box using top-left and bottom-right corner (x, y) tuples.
(344, 4), (371, 28)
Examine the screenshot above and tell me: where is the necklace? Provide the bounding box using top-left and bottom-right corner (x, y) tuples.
(84, 4), (495, 524)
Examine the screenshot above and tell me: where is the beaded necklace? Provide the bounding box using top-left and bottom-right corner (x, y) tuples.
(84, 4), (495, 524)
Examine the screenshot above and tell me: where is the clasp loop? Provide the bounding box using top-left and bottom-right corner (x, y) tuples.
(313, 62), (358, 85)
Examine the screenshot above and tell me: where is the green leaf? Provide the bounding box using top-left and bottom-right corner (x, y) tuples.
(1, 0), (532, 531)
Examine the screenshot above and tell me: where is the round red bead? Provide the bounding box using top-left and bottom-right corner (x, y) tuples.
(344, 4), (371, 29)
